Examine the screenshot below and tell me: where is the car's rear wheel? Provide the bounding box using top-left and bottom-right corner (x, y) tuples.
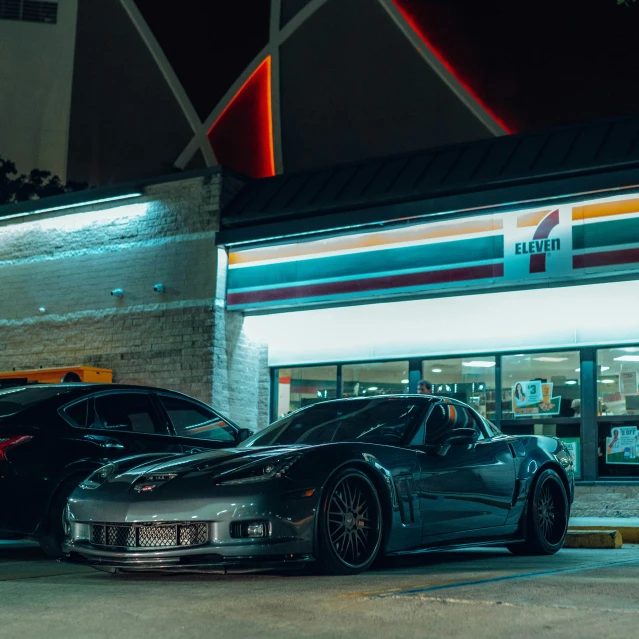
(316, 469), (383, 575)
(39, 478), (78, 559)
(508, 468), (569, 556)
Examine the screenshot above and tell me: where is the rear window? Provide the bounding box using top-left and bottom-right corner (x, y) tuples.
(0, 387), (74, 416)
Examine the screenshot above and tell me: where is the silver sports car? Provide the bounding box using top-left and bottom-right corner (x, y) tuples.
(62, 395), (574, 575)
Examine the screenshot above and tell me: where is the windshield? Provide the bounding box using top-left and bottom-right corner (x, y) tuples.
(243, 398), (428, 447)
(0, 387), (74, 417)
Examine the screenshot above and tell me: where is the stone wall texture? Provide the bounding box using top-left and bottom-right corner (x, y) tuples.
(0, 170), (269, 431)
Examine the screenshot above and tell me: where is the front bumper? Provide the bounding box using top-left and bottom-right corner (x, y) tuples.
(61, 482), (318, 571)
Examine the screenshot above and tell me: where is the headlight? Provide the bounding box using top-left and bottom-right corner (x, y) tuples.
(79, 463), (117, 490)
(216, 455), (301, 485)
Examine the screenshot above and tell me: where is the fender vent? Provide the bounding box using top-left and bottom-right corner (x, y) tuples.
(394, 476), (416, 525)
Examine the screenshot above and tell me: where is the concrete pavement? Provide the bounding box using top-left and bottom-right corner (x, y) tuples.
(1, 542), (639, 639)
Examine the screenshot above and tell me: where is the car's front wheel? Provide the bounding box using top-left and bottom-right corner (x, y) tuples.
(316, 469), (383, 575)
(508, 468), (569, 556)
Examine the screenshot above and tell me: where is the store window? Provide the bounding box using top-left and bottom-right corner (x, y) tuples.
(596, 347), (639, 417)
(421, 357), (496, 420)
(501, 351), (581, 420)
(342, 361), (409, 397)
(276, 366), (337, 418)
(501, 351), (581, 478)
(596, 347), (639, 478)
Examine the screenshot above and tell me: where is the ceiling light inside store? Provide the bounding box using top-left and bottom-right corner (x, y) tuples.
(600, 366), (610, 372)
(617, 347), (639, 352)
(401, 379), (409, 384)
(368, 387), (378, 391)
(514, 354), (525, 357)
(601, 379), (616, 384)
(614, 356), (639, 362)
(533, 357), (568, 362)
(575, 368), (580, 372)
(431, 368), (442, 373)
(566, 380), (577, 385)
(462, 361), (495, 368)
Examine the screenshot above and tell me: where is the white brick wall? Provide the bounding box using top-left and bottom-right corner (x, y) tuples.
(0, 171), (270, 430)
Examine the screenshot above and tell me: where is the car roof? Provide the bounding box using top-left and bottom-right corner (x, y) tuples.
(1, 383), (180, 393)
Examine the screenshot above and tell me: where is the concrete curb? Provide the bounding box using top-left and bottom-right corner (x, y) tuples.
(564, 529), (623, 549)
(569, 526), (639, 544)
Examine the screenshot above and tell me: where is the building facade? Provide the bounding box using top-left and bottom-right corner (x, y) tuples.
(3, 115), (639, 517)
(218, 115), (639, 517)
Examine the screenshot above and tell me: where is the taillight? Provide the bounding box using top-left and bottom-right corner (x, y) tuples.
(0, 436), (33, 461)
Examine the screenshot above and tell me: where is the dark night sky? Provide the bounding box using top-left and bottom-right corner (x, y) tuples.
(411, 0), (639, 132)
(134, 0), (639, 134)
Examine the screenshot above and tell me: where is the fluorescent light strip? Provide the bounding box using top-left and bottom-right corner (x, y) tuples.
(462, 361), (495, 368)
(0, 193), (143, 222)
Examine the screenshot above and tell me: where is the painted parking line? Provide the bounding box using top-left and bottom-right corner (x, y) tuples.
(368, 556), (639, 599)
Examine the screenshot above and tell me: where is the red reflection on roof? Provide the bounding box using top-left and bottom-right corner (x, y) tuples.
(208, 56), (275, 178)
(392, 0), (514, 134)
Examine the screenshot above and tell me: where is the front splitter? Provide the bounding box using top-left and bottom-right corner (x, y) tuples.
(63, 550), (315, 574)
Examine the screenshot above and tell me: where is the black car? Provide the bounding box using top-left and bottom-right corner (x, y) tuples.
(62, 395), (574, 575)
(0, 384), (250, 556)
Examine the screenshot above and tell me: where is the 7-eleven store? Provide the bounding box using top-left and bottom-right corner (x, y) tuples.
(218, 117), (639, 513)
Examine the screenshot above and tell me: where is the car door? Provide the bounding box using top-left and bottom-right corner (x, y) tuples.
(415, 400), (516, 540)
(154, 393), (240, 453)
(83, 391), (180, 459)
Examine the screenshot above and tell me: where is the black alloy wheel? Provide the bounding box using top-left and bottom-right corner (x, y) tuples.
(316, 469), (383, 575)
(508, 468), (569, 556)
(39, 477), (81, 558)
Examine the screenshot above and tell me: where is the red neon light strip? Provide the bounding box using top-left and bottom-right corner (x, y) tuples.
(262, 56), (275, 176)
(391, 1), (513, 134)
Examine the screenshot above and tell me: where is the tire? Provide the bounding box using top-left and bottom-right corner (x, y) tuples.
(39, 479), (78, 559)
(507, 468), (569, 556)
(316, 469), (383, 575)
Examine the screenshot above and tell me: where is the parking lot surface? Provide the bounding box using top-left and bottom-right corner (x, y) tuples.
(1, 541), (638, 639)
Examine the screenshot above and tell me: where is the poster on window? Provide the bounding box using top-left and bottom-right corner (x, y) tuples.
(621, 371), (637, 396)
(606, 426), (639, 465)
(512, 381), (561, 416)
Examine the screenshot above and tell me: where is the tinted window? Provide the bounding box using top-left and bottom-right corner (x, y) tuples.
(63, 399), (90, 428)
(424, 402), (485, 445)
(245, 399), (426, 447)
(159, 395), (236, 442)
(0, 387), (75, 416)
(92, 394), (165, 435)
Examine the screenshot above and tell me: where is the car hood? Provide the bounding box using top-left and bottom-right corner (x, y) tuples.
(112, 445), (307, 482)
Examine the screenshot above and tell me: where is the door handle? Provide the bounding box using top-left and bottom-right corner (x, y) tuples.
(100, 441), (125, 449)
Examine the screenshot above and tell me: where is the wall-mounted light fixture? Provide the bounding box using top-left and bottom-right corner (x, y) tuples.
(0, 193), (143, 223)
(111, 288), (124, 298)
(153, 283), (165, 293)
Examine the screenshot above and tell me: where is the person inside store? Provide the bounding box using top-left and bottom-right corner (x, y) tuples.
(571, 398), (581, 417)
(514, 382), (527, 407)
(417, 379), (433, 395)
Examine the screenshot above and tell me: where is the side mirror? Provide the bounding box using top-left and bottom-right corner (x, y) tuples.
(446, 427), (479, 445)
(237, 428), (254, 442)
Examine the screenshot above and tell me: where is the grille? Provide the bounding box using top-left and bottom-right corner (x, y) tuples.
(90, 523), (208, 549)
(0, 1), (58, 24)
